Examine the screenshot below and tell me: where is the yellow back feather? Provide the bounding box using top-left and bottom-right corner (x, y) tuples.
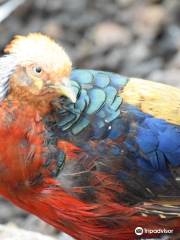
(121, 78), (180, 125)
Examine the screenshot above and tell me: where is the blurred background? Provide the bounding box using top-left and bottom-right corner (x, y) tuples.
(0, 0), (179, 239)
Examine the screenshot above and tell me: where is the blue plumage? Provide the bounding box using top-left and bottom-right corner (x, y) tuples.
(118, 104), (180, 186)
(138, 117), (180, 167)
(48, 69), (180, 203)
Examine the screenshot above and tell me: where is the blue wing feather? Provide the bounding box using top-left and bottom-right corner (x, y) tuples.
(48, 69), (180, 204)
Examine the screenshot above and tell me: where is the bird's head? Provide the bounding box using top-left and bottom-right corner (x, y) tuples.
(0, 33), (76, 105)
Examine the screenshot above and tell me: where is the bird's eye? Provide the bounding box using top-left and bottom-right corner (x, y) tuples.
(33, 66), (42, 74)
(35, 67), (42, 73)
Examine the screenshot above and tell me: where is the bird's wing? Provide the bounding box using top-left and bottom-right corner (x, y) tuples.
(47, 69), (180, 217)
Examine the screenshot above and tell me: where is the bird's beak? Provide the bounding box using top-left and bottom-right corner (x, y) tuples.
(53, 78), (77, 103)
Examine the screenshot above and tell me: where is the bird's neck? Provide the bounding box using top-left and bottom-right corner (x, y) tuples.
(6, 87), (57, 116)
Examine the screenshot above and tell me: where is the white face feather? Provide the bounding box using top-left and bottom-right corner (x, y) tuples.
(0, 54), (17, 102)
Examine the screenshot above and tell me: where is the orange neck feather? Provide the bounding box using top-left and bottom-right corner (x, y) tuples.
(6, 85), (58, 116)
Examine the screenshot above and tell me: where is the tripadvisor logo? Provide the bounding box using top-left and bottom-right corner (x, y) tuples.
(135, 227), (174, 236)
(135, 227), (143, 236)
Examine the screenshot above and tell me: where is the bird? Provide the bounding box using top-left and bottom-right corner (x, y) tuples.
(0, 33), (179, 240)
